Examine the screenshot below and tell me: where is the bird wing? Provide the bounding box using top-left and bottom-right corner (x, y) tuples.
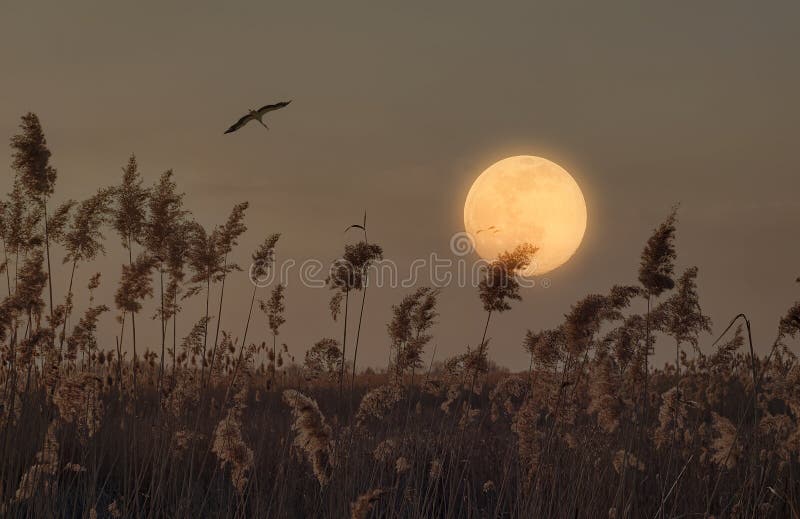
(257, 100), (292, 115)
(224, 113), (255, 134)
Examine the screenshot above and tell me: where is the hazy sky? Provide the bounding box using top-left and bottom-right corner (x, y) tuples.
(1, 1), (798, 370)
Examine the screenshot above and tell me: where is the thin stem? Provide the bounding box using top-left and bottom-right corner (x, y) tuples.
(480, 311), (492, 352)
(655, 455), (694, 518)
(209, 255), (228, 384)
(116, 313), (125, 385)
(201, 275), (211, 386)
(42, 198), (55, 342)
(272, 333), (277, 389)
(241, 285), (258, 351)
(350, 279), (368, 393)
(220, 285), (258, 410)
(58, 258), (78, 354)
(158, 267), (166, 391)
(469, 310), (492, 396)
(128, 241), (138, 394)
(222, 310), (255, 411)
(424, 343), (438, 388)
(2, 237), (11, 297)
(350, 225), (370, 395)
(528, 350), (534, 377)
(644, 294), (651, 420)
(338, 287), (350, 400)
(172, 291), (178, 380)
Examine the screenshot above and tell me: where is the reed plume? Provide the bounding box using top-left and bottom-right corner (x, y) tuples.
(10, 249), (48, 325)
(181, 316), (211, 366)
(114, 253), (155, 390)
(208, 202), (249, 387)
(638, 208), (678, 297)
(283, 389), (333, 486)
(10, 113), (58, 335)
(638, 208), (678, 417)
(355, 383), (404, 427)
(60, 188), (112, 354)
(186, 222), (221, 378)
(111, 154), (150, 393)
(489, 374), (527, 421)
(328, 240), (383, 396)
(233, 234), (281, 385)
(372, 438), (397, 462)
(612, 449), (645, 474)
(587, 346), (625, 434)
(14, 420), (59, 502)
(53, 372), (103, 438)
(473, 243), (536, 391)
(65, 301), (109, 366)
(350, 488), (384, 519)
(387, 286), (439, 383)
(144, 170), (188, 387)
(512, 396), (543, 480)
(395, 456), (411, 474)
(710, 412), (740, 469)
(107, 500), (122, 518)
(260, 282), (286, 386)
(212, 385), (254, 495)
(779, 296), (800, 342)
(303, 338), (343, 382)
(345, 217), (383, 394)
(162, 217), (193, 376)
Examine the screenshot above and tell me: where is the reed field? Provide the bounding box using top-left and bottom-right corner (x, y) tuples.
(1, 112), (799, 518)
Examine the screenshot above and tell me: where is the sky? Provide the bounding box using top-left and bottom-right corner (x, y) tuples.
(1, 1), (798, 371)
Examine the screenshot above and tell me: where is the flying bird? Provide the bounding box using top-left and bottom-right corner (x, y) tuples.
(224, 101), (291, 134)
(476, 225), (500, 235)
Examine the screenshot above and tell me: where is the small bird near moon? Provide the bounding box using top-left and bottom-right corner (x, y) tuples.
(464, 155), (587, 276)
(224, 100), (291, 134)
(476, 225), (500, 235)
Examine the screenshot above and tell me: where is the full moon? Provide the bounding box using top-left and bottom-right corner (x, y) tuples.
(463, 155), (587, 276)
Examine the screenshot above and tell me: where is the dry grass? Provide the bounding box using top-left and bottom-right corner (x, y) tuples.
(1, 112), (800, 517)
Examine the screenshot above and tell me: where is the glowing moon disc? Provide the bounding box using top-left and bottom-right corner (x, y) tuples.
(463, 155), (587, 276)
